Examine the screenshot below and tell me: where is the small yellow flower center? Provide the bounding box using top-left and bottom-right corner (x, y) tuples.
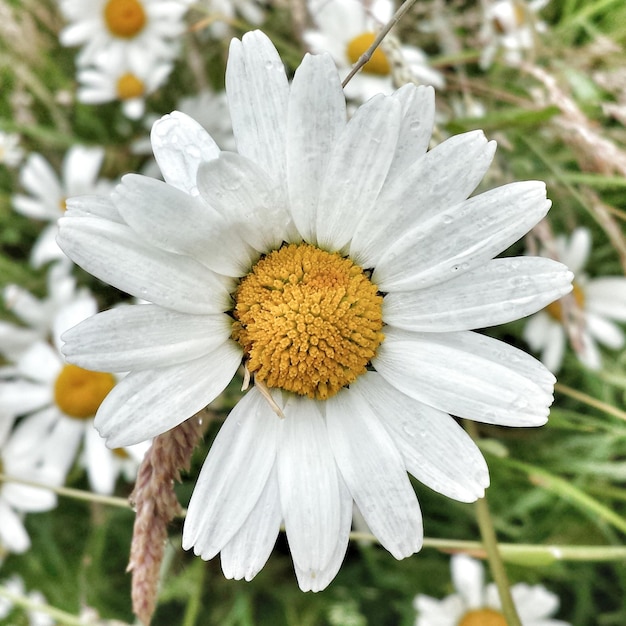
(546, 281), (585, 322)
(103, 0), (147, 38)
(232, 243), (384, 400)
(116, 72), (145, 100)
(54, 364), (116, 419)
(458, 608), (507, 626)
(346, 32), (391, 75)
(112, 447), (130, 459)
(59, 197), (67, 212)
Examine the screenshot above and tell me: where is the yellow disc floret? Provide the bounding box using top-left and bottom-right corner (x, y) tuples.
(116, 72), (145, 100)
(546, 281), (585, 322)
(458, 608), (507, 626)
(54, 364), (116, 419)
(104, 0), (147, 38)
(346, 32), (391, 75)
(232, 243), (384, 400)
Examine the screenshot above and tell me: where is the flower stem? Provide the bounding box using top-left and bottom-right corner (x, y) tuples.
(465, 420), (522, 626)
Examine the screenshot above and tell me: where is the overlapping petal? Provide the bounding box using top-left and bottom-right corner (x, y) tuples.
(95, 341), (242, 447)
(61, 305), (233, 372)
(383, 257), (573, 331)
(374, 328), (554, 426)
(183, 387), (280, 559)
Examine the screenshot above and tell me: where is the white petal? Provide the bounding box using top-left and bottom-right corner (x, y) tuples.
(52, 295), (98, 354)
(560, 227), (591, 274)
(115, 173), (252, 276)
(62, 305), (233, 371)
(452, 554), (486, 608)
(84, 425), (117, 495)
(17, 341), (61, 384)
(586, 277), (626, 321)
(383, 257), (573, 331)
(372, 181), (551, 291)
(354, 373), (489, 502)
(226, 31), (289, 185)
(65, 194), (123, 222)
(294, 472), (353, 592)
(351, 131), (497, 268)
(220, 464), (282, 582)
(150, 111), (220, 195)
(30, 223), (65, 269)
(286, 52), (346, 243)
(95, 341), (242, 447)
(577, 331), (602, 370)
(197, 152), (291, 254)
(587, 312), (625, 350)
(540, 320), (567, 374)
(57, 215), (231, 314)
(278, 396), (341, 573)
(374, 328), (554, 427)
(316, 94), (402, 252)
(0, 380), (51, 416)
(183, 387), (280, 558)
(326, 388), (423, 559)
(387, 84), (435, 176)
(0, 500), (30, 553)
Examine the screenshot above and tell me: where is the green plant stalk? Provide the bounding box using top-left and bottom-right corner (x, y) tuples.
(466, 420), (522, 626)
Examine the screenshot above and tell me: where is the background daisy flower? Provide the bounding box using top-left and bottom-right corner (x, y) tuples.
(304, 0), (444, 101)
(523, 227), (626, 372)
(76, 54), (174, 119)
(414, 554), (570, 626)
(480, 0), (550, 69)
(12, 146), (111, 268)
(58, 0), (190, 68)
(57, 30), (572, 591)
(0, 294), (140, 495)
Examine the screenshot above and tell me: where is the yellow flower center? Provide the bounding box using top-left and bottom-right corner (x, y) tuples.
(458, 608), (507, 626)
(232, 243), (384, 400)
(103, 0), (147, 38)
(546, 281), (585, 322)
(54, 364), (116, 419)
(112, 447), (130, 459)
(346, 32), (391, 75)
(116, 72), (145, 100)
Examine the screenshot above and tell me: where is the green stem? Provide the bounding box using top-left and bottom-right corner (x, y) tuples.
(466, 421), (522, 626)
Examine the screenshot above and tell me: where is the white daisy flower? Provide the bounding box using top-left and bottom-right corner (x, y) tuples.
(57, 30), (571, 591)
(77, 54), (173, 120)
(0, 295), (138, 495)
(479, 0), (549, 70)
(523, 227), (626, 372)
(58, 0), (190, 68)
(0, 130), (24, 167)
(12, 146), (111, 268)
(414, 554), (570, 626)
(0, 415), (58, 555)
(304, 0), (445, 102)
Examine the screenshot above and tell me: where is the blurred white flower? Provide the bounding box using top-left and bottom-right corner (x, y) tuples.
(12, 146), (111, 268)
(58, 0), (190, 68)
(0, 131), (24, 167)
(480, 0), (550, 70)
(0, 295), (143, 495)
(0, 574), (55, 625)
(524, 227), (626, 372)
(77, 54), (173, 119)
(414, 554), (570, 626)
(304, 0), (444, 102)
